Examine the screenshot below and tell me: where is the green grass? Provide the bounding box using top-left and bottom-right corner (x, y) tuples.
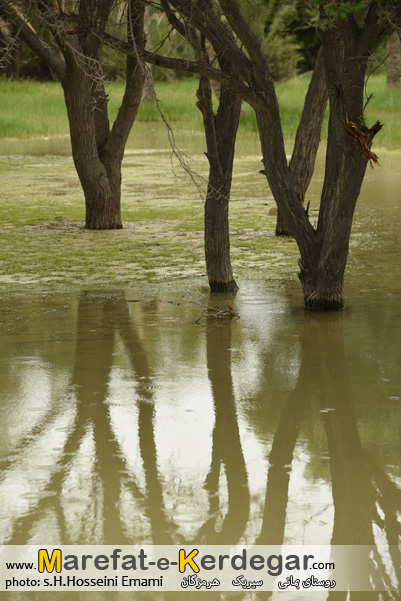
(0, 79), (68, 138)
(1, 74), (400, 146)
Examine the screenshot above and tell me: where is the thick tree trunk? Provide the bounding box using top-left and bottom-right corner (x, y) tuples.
(198, 76), (241, 292)
(0, 0), (146, 230)
(204, 184), (236, 291)
(276, 46), (327, 236)
(386, 30), (401, 89)
(297, 29), (382, 311)
(255, 22), (383, 311)
(299, 259), (346, 311)
(83, 166), (123, 230)
(60, 2), (145, 229)
(62, 57), (123, 229)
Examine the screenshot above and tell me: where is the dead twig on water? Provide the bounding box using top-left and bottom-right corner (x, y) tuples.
(128, 298), (240, 325)
(189, 301), (240, 325)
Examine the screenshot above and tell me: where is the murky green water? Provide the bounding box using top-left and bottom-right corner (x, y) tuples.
(0, 127), (400, 599)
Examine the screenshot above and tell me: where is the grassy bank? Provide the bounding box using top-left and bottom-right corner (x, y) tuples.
(1, 74), (400, 147)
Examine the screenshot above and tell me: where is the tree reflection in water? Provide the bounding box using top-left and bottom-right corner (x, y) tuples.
(0, 290), (399, 600)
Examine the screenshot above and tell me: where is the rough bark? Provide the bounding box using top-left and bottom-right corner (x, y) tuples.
(386, 30), (401, 89)
(298, 23), (384, 311)
(198, 77), (241, 292)
(60, 0), (145, 229)
(276, 45), (328, 236)
(200, 40), (240, 292)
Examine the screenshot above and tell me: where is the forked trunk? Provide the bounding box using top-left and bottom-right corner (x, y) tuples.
(0, 0), (146, 230)
(255, 18), (384, 311)
(62, 66), (124, 230)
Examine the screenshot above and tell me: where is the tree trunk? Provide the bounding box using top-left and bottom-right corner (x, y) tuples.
(204, 184), (236, 291)
(386, 30), (401, 89)
(254, 20), (384, 310)
(299, 257), (346, 311)
(298, 29), (382, 311)
(197, 76), (241, 292)
(83, 163), (123, 230)
(276, 45), (328, 236)
(60, 2), (146, 229)
(62, 54), (123, 229)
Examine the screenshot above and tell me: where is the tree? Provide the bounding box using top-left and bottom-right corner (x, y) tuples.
(0, 0), (146, 229)
(97, 0), (399, 309)
(132, 1), (326, 290)
(160, 1), (241, 291)
(198, 75), (241, 292)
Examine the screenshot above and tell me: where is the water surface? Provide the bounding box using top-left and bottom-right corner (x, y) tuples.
(0, 128), (400, 600)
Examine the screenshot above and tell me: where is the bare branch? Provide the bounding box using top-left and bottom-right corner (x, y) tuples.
(218, 0), (266, 67)
(93, 27), (263, 109)
(103, 0), (147, 160)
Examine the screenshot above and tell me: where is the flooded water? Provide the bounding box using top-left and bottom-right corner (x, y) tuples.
(0, 126), (400, 600)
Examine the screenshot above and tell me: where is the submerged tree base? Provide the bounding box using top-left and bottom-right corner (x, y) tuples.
(209, 280), (239, 293)
(304, 294), (345, 312)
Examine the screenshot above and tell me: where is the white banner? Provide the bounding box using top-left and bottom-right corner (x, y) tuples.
(0, 545), (395, 592)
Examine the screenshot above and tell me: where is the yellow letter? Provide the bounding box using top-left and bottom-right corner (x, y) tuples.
(38, 549), (62, 573)
(179, 549), (199, 573)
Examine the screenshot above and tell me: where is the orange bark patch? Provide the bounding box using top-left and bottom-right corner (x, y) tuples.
(343, 115), (382, 165)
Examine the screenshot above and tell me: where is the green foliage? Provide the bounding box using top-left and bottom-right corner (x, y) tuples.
(241, 0), (321, 78)
(261, 1), (301, 79)
(236, 0), (301, 80)
(309, 0), (369, 29)
(310, 0), (367, 17)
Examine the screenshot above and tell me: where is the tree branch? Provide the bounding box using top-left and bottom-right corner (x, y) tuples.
(168, 0), (253, 81)
(94, 28), (263, 109)
(103, 0), (147, 160)
(217, 0), (266, 67)
(160, 0), (201, 55)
